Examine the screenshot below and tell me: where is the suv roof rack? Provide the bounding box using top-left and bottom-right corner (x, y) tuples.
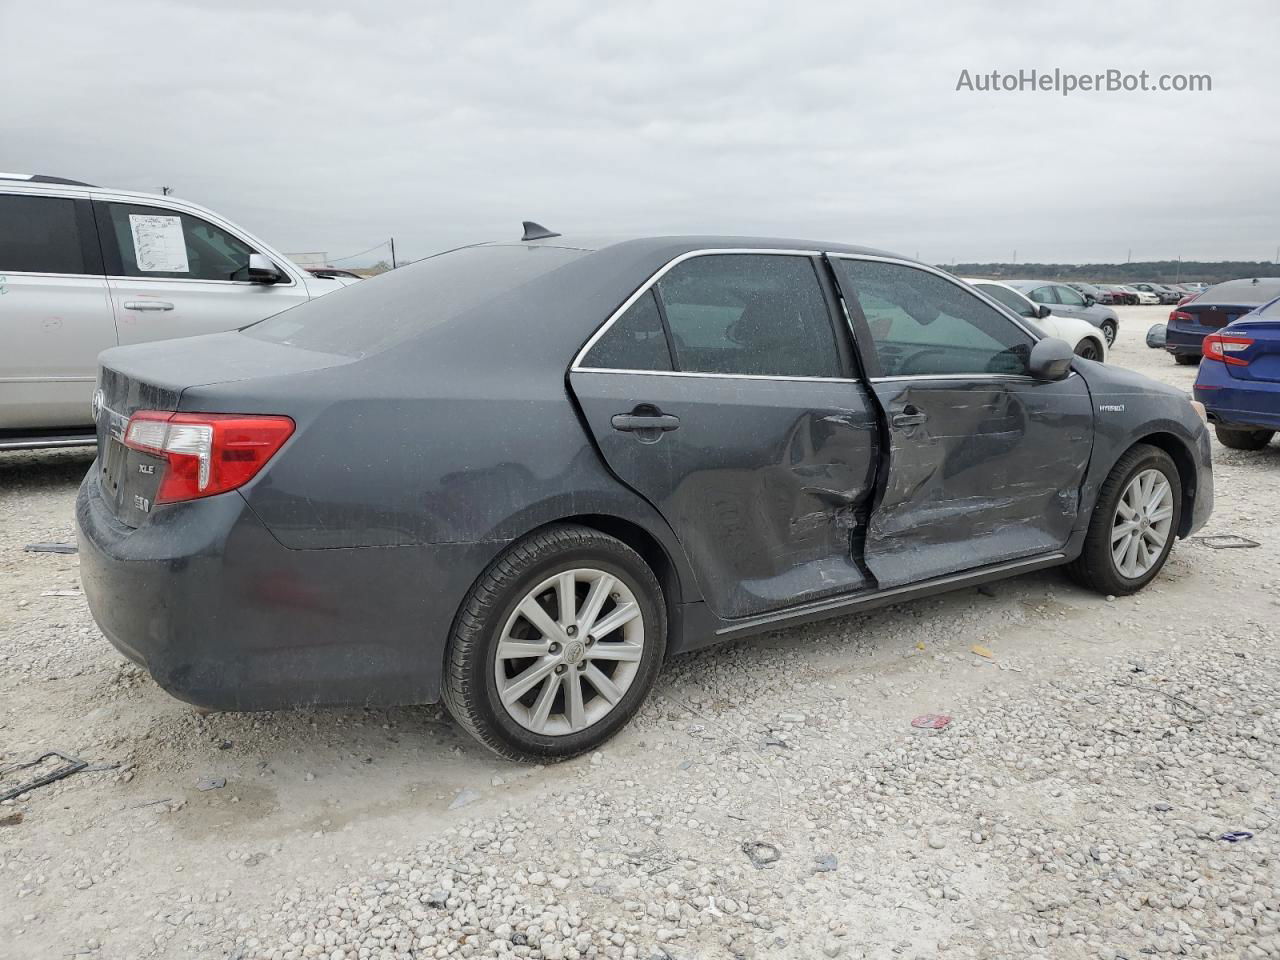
(0, 172), (97, 187)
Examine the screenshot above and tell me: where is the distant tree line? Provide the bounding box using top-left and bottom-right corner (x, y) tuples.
(943, 261), (1280, 284)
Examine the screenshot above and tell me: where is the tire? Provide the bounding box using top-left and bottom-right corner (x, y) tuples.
(1074, 339), (1102, 362)
(442, 524), (667, 762)
(1067, 443), (1182, 596)
(1215, 426), (1275, 450)
(1174, 353), (1200, 366)
(1100, 320), (1118, 346)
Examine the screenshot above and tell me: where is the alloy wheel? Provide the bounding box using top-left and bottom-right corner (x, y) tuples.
(1075, 341), (1100, 361)
(494, 568), (645, 735)
(1111, 469), (1174, 578)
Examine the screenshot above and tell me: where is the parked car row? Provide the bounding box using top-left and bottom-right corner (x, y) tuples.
(995, 280), (1121, 346)
(1067, 281), (1205, 306)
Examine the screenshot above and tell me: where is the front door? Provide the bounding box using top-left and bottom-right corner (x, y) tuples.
(829, 256), (1094, 589)
(93, 199), (309, 348)
(570, 251), (880, 620)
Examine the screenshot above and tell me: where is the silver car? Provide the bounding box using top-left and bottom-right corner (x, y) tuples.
(0, 173), (354, 447)
(1006, 280), (1121, 346)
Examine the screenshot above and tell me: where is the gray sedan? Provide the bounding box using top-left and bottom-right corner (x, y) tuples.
(77, 231), (1212, 760)
(1007, 280), (1122, 345)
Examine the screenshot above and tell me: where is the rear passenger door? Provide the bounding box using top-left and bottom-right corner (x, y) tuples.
(94, 199), (309, 347)
(829, 256), (1094, 588)
(0, 191), (115, 431)
(569, 251), (880, 620)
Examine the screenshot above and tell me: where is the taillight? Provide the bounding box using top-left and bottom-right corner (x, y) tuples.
(1201, 334), (1253, 366)
(123, 411), (294, 503)
(1169, 310), (1193, 325)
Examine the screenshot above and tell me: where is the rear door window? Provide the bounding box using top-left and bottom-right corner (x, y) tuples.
(975, 282), (1036, 318)
(581, 290), (673, 371)
(98, 201), (261, 281)
(1027, 285), (1058, 304)
(835, 259), (1033, 377)
(0, 194), (92, 274)
(655, 254), (841, 378)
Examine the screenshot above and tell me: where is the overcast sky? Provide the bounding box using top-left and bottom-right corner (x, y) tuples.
(5, 0), (1277, 265)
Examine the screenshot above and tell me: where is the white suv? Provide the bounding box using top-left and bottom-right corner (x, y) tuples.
(0, 173), (357, 447)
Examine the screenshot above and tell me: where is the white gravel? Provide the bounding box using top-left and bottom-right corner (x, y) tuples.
(2, 307), (1278, 959)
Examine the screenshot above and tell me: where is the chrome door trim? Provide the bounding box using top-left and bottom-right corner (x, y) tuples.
(570, 248), (820, 370)
(572, 367), (861, 384)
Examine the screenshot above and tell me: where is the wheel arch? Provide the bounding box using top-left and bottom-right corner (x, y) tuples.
(542, 513), (685, 633)
(1128, 431), (1199, 538)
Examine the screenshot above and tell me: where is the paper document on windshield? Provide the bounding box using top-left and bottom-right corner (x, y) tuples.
(129, 214), (189, 273)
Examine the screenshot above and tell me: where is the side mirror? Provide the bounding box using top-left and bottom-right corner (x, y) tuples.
(1145, 323), (1168, 349)
(1084, 295), (1096, 306)
(247, 252), (283, 284)
(1036, 304), (1052, 319)
(1028, 336), (1076, 379)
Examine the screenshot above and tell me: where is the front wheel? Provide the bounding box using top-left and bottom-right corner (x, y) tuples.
(1215, 425), (1275, 450)
(1074, 339), (1102, 362)
(442, 524), (666, 762)
(1067, 444), (1182, 596)
(1100, 320), (1118, 346)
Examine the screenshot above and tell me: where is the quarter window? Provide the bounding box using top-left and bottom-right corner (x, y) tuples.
(0, 194), (88, 274)
(835, 260), (1033, 377)
(582, 290), (673, 371)
(99, 202), (262, 282)
(655, 254), (841, 377)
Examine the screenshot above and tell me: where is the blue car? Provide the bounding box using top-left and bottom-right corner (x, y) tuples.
(1194, 294), (1280, 449)
(1167, 278), (1280, 365)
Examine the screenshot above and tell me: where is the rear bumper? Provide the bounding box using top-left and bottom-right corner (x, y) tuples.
(1165, 326), (1206, 356)
(76, 469), (507, 711)
(1195, 379), (1280, 432)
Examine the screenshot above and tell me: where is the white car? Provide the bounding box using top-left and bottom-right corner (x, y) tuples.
(0, 173), (356, 447)
(963, 279), (1108, 362)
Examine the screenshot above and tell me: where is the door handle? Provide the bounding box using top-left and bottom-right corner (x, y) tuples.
(891, 405), (927, 428)
(123, 301), (174, 311)
(611, 412), (681, 432)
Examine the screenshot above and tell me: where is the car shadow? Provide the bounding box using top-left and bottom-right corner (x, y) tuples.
(0, 447), (95, 492)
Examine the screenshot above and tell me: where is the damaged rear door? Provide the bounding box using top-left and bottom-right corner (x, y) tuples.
(569, 251), (879, 620)
(828, 255), (1093, 589)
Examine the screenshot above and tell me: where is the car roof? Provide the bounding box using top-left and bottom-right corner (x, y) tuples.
(1005, 279), (1059, 288)
(1197, 277), (1280, 305)
(508, 234), (903, 259)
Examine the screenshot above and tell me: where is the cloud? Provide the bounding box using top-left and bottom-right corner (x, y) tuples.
(5, 0), (1277, 263)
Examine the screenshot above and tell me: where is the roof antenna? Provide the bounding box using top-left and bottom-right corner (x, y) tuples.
(521, 221), (561, 241)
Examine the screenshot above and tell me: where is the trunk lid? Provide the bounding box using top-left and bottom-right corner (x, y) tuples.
(1222, 318), (1280, 382)
(93, 332), (350, 527)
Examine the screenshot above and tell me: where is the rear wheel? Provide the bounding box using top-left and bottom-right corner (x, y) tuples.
(442, 524), (666, 762)
(1074, 339), (1102, 362)
(1100, 320), (1118, 346)
(1174, 353), (1200, 366)
(1215, 426), (1275, 450)
(1067, 444), (1181, 596)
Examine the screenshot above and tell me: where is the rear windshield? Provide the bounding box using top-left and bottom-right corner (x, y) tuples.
(244, 243), (588, 358)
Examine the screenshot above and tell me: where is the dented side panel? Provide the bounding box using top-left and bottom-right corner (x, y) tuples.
(864, 374), (1093, 587)
(569, 371), (879, 619)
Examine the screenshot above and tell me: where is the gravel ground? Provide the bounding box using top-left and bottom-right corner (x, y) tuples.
(2, 306), (1278, 960)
